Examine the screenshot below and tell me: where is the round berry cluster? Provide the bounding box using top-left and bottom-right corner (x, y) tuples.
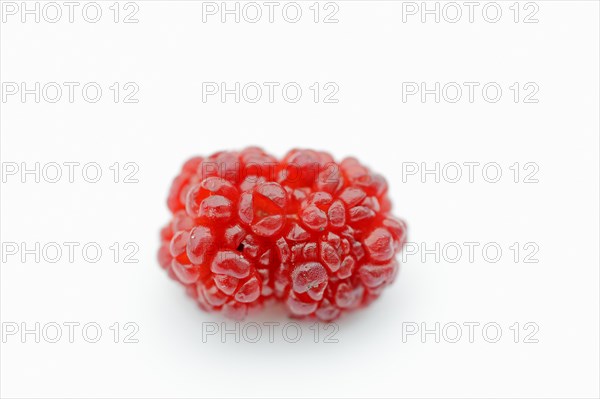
(158, 147), (407, 321)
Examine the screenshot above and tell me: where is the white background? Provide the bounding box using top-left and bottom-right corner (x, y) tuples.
(1, 1), (599, 398)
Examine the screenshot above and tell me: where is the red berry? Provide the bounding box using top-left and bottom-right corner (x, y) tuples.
(158, 148), (407, 321)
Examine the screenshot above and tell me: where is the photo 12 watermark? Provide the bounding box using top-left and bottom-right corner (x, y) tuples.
(401, 82), (540, 104)
(200, 1), (340, 24)
(1, 1), (140, 24)
(1, 161), (140, 183)
(401, 321), (540, 343)
(400, 2), (539, 24)
(402, 241), (540, 264)
(1, 82), (140, 104)
(201, 321), (340, 343)
(1, 241), (140, 264)
(2, 321), (140, 343)
(201, 81), (340, 104)
(400, 161), (540, 184)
